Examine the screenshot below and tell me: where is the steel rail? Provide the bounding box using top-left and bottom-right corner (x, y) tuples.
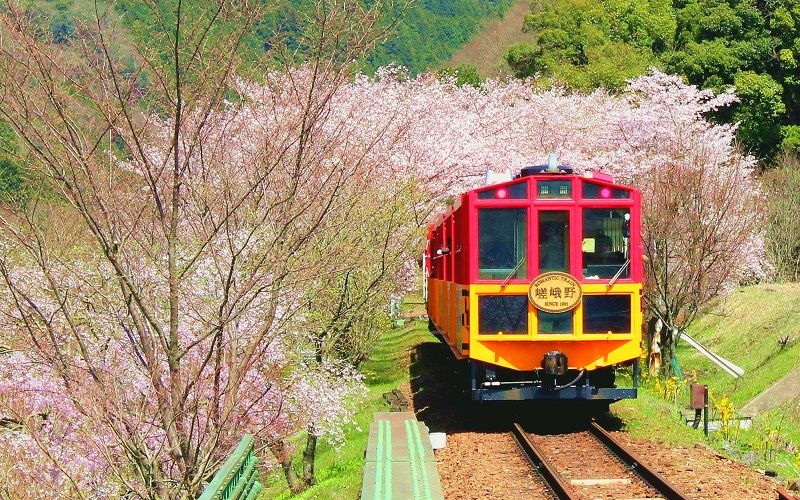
(778, 487), (800, 500)
(510, 422), (578, 500)
(588, 421), (689, 500)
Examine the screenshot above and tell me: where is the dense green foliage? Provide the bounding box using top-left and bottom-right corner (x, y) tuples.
(437, 63), (484, 87)
(505, 0), (800, 158)
(506, 0), (673, 89)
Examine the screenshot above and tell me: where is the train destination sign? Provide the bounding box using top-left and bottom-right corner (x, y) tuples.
(528, 272), (582, 313)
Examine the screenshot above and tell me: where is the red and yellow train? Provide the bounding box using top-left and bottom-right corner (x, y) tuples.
(424, 159), (643, 402)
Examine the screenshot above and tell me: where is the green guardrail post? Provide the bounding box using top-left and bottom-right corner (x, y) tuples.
(199, 435), (263, 500)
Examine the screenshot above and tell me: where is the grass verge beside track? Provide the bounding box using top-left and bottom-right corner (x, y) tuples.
(262, 318), (434, 499)
(614, 284), (800, 481)
(678, 283), (800, 408)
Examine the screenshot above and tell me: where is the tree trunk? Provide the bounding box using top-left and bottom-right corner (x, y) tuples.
(645, 317), (657, 365)
(659, 324), (675, 378)
(269, 439), (303, 494)
(302, 426), (317, 487)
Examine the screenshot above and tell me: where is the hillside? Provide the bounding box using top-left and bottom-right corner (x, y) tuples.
(444, 0), (535, 77)
(0, 0), (516, 199)
(677, 283), (800, 409)
(20, 0), (513, 76)
(669, 283), (800, 478)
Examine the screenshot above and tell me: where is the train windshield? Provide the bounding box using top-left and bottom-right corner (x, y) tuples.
(538, 211), (570, 273)
(478, 208), (527, 280)
(582, 208), (630, 279)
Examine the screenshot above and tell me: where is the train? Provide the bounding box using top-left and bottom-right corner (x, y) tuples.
(424, 157), (643, 404)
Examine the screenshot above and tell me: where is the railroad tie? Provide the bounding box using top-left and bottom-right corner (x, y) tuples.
(570, 478), (632, 486)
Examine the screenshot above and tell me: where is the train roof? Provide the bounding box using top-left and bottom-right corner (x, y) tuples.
(428, 167), (639, 230)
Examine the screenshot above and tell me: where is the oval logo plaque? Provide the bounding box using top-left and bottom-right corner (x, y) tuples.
(528, 272), (582, 313)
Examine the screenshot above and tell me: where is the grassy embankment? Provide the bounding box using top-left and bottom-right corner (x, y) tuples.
(262, 296), (433, 499)
(615, 283), (800, 478)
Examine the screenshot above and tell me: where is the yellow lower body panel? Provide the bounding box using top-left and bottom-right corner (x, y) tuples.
(427, 279), (643, 371)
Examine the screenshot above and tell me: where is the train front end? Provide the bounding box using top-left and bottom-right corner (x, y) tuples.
(425, 162), (643, 402)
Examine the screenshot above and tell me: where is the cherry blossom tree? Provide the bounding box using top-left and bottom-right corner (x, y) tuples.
(0, 0), (410, 497)
(335, 68), (762, 376)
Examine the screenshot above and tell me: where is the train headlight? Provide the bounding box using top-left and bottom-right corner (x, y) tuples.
(542, 351), (568, 376)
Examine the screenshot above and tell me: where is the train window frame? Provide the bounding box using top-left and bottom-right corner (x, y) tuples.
(582, 294), (632, 334)
(582, 181), (631, 199)
(477, 180), (529, 200)
(581, 207), (631, 281)
(477, 294), (531, 336)
(536, 309), (573, 334)
(536, 179), (573, 200)
(476, 206), (529, 282)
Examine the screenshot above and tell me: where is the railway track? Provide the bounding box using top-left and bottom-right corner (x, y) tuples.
(511, 420), (689, 500)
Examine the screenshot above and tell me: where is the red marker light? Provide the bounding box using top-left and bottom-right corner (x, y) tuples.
(496, 188), (508, 199)
(600, 187), (611, 198)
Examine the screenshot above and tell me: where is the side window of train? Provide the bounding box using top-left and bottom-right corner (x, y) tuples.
(582, 208), (630, 279)
(538, 211), (569, 273)
(478, 208), (527, 280)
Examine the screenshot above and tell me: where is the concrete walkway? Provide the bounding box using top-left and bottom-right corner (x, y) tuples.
(740, 366), (800, 416)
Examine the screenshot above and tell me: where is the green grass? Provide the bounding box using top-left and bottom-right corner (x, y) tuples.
(399, 292), (427, 319)
(261, 319), (434, 499)
(676, 283), (800, 408)
(612, 384), (700, 446)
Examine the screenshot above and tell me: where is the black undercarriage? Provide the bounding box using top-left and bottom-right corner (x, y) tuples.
(469, 360), (638, 403)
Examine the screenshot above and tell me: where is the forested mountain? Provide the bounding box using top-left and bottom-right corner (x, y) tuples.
(0, 0), (512, 197)
(503, 0), (800, 159)
(18, 0), (511, 74)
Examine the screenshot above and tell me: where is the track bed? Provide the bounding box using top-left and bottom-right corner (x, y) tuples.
(513, 421), (687, 499)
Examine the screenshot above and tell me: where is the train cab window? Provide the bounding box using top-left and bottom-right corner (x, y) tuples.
(583, 182), (630, 199)
(478, 208), (527, 280)
(538, 211), (570, 273)
(537, 180), (572, 199)
(478, 295), (529, 334)
(478, 182), (527, 200)
(583, 295), (631, 333)
(582, 208), (630, 279)
(537, 310), (573, 334)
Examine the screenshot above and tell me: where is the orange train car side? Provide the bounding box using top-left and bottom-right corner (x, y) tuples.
(424, 162), (643, 402)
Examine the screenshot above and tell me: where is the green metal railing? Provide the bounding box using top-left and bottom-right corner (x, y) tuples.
(199, 435), (263, 500)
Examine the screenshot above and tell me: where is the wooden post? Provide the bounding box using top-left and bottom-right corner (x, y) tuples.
(703, 385), (709, 437)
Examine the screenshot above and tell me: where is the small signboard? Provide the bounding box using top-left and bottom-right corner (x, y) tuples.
(528, 272), (582, 313)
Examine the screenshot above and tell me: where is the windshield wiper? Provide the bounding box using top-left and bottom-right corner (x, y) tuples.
(607, 259), (630, 288)
(500, 258), (525, 288)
